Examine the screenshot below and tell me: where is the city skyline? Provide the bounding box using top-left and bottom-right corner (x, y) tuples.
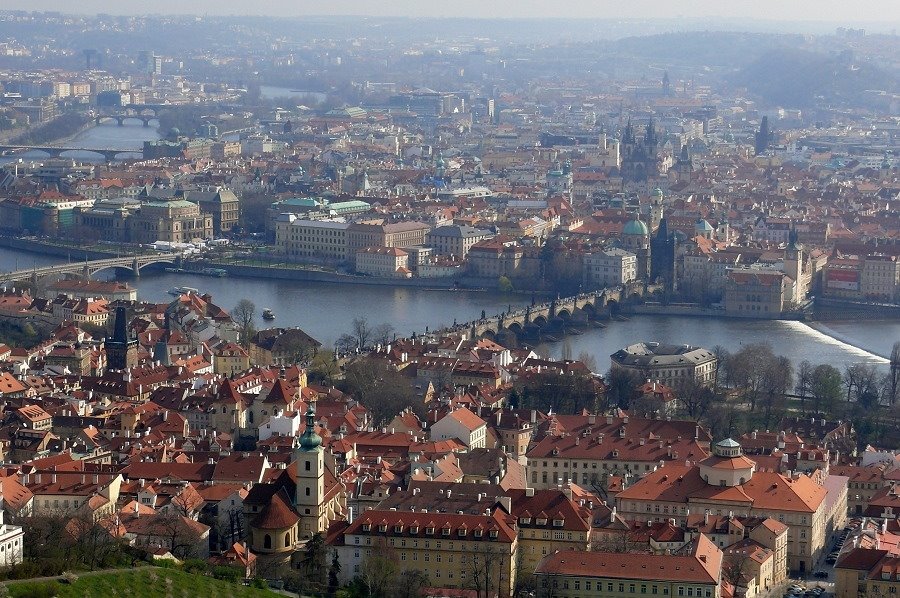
(3, 0), (899, 24)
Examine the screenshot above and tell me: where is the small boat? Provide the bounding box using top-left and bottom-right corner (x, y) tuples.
(168, 286), (199, 296)
(164, 267), (185, 273)
(200, 268), (228, 277)
(262, 308), (275, 321)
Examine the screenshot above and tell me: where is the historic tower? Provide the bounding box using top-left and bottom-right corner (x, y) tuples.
(105, 306), (137, 370)
(295, 403), (325, 538)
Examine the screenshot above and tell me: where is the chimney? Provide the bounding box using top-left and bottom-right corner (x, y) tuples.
(704, 511), (709, 525)
(134, 501), (140, 517)
(530, 410), (537, 424)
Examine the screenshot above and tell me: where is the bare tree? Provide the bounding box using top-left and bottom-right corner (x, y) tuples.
(232, 299), (256, 346)
(466, 542), (506, 598)
(796, 360), (813, 414)
(360, 539), (399, 598)
(372, 323), (395, 347)
(884, 342), (900, 406)
(351, 317), (373, 350)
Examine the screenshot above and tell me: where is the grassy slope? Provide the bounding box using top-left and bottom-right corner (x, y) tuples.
(7, 567), (278, 598)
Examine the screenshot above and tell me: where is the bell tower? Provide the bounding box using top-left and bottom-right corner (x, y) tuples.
(295, 403), (324, 538)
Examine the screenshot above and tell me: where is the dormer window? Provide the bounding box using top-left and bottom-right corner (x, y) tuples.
(474, 529), (483, 538)
(410, 526), (418, 534)
(442, 527), (451, 536)
(362, 524), (371, 532)
(394, 525), (403, 533)
(458, 528), (467, 537)
(489, 530), (498, 539)
(553, 519), (565, 527)
(519, 517), (531, 525)
(426, 527), (435, 535)
(536, 518), (548, 526)
(378, 524), (387, 532)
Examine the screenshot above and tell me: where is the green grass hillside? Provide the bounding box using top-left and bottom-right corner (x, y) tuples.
(5, 567), (278, 598)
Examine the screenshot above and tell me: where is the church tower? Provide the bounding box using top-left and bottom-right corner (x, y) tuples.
(784, 226), (805, 305)
(650, 187), (664, 231)
(105, 306), (137, 371)
(295, 403), (325, 539)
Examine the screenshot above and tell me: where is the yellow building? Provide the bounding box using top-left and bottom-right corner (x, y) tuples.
(535, 533), (723, 598)
(616, 439), (832, 574)
(334, 507), (518, 598)
(836, 549), (900, 598)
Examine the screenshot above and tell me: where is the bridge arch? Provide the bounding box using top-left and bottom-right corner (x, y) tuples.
(532, 315), (548, 327)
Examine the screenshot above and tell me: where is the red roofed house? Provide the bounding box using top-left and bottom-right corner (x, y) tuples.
(535, 533), (723, 598)
(430, 407), (487, 448)
(616, 438), (834, 574)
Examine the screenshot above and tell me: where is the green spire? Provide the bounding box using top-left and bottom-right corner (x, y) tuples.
(298, 403), (322, 451)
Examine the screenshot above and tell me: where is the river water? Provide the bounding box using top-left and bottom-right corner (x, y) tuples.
(0, 121), (162, 164)
(2, 245), (895, 372)
(0, 123), (896, 372)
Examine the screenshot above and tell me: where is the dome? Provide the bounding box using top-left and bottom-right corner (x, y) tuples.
(650, 187), (663, 197)
(623, 218), (649, 236)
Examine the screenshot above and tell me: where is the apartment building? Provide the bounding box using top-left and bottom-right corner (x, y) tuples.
(583, 248), (637, 289)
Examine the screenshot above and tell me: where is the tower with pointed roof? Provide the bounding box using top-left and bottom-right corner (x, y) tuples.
(295, 403), (325, 539)
(106, 306), (137, 370)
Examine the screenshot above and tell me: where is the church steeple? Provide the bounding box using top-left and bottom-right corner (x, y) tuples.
(297, 403), (322, 451)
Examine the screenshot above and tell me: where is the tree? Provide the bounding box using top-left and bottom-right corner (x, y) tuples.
(391, 569), (430, 598)
(372, 323), (395, 347)
(605, 367), (642, 410)
(300, 532), (327, 593)
(359, 541), (399, 598)
(676, 377), (714, 421)
(351, 317), (373, 350)
(810, 364), (842, 416)
(341, 358), (418, 425)
(327, 550), (341, 597)
(887, 342), (900, 406)
(310, 351), (341, 386)
(844, 363), (880, 405)
(467, 542), (504, 598)
(712, 345), (729, 394)
(232, 299), (256, 346)
(498, 276), (513, 293)
(796, 360), (813, 414)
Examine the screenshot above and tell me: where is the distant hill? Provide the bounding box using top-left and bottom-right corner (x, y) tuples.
(614, 31), (803, 69)
(730, 48), (898, 109)
(5, 567), (277, 598)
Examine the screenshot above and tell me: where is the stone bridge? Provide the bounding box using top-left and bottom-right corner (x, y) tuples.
(95, 114), (159, 127)
(436, 284), (649, 340)
(0, 144), (142, 161)
(0, 254), (180, 286)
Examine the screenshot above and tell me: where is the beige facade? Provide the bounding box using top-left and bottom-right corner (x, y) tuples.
(584, 248), (637, 289)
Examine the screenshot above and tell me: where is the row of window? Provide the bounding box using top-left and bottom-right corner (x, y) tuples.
(541, 578), (713, 597)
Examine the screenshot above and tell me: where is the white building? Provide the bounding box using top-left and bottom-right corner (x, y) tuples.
(584, 248), (637, 289)
(0, 483), (24, 567)
(429, 407), (487, 448)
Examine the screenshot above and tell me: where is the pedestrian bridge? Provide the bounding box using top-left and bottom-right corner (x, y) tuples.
(0, 254), (179, 285)
(435, 284), (650, 340)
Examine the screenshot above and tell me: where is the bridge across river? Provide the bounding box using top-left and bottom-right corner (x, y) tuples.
(0, 254), (180, 285)
(432, 284), (652, 341)
(0, 144), (143, 161)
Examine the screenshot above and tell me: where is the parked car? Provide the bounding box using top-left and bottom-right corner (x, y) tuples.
(814, 571), (829, 579)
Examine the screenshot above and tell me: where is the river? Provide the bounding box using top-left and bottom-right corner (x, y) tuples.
(0, 246), (895, 373)
(0, 123), (896, 373)
(0, 120), (161, 164)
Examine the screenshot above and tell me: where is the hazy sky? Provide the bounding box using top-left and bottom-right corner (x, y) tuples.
(5, 0), (900, 23)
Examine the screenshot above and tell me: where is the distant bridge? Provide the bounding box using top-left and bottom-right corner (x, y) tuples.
(95, 114), (159, 127)
(0, 254), (179, 285)
(434, 284), (651, 340)
(0, 144), (142, 161)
